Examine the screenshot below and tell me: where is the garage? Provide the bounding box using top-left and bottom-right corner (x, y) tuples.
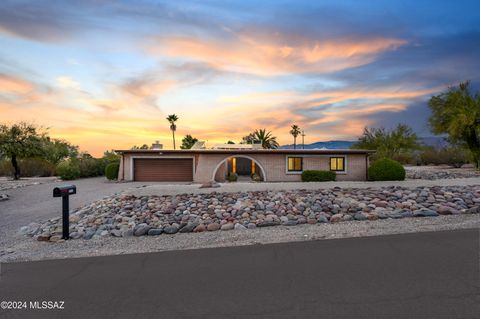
(133, 158), (194, 182)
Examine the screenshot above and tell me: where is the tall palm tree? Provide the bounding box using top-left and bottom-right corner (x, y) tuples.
(289, 124), (301, 149)
(254, 129), (279, 149)
(166, 114), (179, 150)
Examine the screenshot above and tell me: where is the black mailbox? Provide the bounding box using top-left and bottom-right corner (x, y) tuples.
(53, 185), (76, 197)
(53, 185), (76, 239)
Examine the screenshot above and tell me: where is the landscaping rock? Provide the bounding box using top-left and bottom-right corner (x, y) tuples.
(163, 225), (179, 234)
(24, 184), (480, 241)
(220, 223), (234, 231)
(413, 209), (439, 217)
(180, 223), (197, 233)
(207, 223), (221, 231)
(147, 228), (163, 236)
(234, 223), (247, 230)
(134, 224), (151, 236)
(193, 224), (206, 232)
(110, 229), (123, 237)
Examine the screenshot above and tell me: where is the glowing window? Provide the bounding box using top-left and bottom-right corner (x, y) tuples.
(287, 157), (303, 172)
(330, 157), (345, 171)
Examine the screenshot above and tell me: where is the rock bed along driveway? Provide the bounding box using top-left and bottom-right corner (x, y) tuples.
(405, 166), (480, 180)
(22, 185), (480, 242)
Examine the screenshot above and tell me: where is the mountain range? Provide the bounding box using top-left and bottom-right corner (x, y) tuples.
(280, 136), (448, 150)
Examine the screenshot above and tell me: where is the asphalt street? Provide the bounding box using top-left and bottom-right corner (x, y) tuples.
(0, 229), (479, 319)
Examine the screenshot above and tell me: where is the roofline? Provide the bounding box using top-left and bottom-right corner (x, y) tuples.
(115, 149), (375, 154)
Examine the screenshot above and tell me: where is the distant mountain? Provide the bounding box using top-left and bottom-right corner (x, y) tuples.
(280, 140), (355, 150)
(280, 136), (449, 150)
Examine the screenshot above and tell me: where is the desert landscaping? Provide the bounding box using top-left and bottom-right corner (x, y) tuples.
(0, 165), (478, 263)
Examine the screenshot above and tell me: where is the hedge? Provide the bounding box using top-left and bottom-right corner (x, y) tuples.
(368, 158), (405, 181)
(105, 163), (119, 180)
(301, 170), (336, 182)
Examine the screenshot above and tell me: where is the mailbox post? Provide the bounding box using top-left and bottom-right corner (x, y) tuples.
(53, 185), (76, 240)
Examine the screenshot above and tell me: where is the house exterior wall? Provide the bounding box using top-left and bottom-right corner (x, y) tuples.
(120, 151), (369, 182)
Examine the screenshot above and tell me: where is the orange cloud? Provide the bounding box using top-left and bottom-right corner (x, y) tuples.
(147, 34), (406, 75)
(0, 74), (34, 94)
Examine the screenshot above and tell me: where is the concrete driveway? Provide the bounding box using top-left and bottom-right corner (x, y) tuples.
(0, 177), (157, 247)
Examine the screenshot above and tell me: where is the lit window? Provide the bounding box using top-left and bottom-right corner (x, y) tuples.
(330, 157), (345, 171)
(288, 157), (303, 172)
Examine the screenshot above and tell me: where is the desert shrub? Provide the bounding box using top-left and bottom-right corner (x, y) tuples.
(368, 158), (405, 181)
(0, 158), (55, 177)
(251, 173), (262, 182)
(56, 160), (81, 180)
(75, 157), (105, 177)
(419, 146), (468, 167)
(18, 158), (55, 177)
(227, 172), (238, 182)
(0, 160), (14, 176)
(301, 170), (336, 182)
(105, 163), (119, 180)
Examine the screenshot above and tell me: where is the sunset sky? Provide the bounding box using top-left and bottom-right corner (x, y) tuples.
(1, 0), (479, 156)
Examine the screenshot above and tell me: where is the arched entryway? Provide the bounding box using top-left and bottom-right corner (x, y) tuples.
(211, 155), (267, 182)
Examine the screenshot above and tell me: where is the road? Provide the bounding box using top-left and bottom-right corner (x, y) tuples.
(1, 229), (479, 319)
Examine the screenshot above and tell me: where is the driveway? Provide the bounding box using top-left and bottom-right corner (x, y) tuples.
(0, 177), (157, 247)
(0, 229), (478, 319)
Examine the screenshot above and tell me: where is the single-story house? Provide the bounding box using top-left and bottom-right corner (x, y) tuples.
(115, 147), (374, 183)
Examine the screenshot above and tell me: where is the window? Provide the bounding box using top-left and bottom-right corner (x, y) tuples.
(287, 157), (303, 172)
(330, 157), (345, 172)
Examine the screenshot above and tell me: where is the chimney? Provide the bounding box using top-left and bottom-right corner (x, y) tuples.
(151, 140), (163, 150)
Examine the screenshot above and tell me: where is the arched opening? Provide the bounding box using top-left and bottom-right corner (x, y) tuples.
(212, 155), (266, 182)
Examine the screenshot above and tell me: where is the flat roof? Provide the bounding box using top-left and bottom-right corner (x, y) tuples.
(115, 149), (374, 155)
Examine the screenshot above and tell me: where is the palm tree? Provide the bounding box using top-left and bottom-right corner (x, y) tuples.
(254, 129), (279, 149)
(289, 124), (301, 149)
(166, 114), (179, 150)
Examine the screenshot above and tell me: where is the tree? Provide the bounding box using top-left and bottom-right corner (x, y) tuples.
(0, 122), (46, 179)
(166, 114), (179, 150)
(226, 140), (235, 144)
(102, 149), (120, 164)
(180, 134), (198, 149)
(351, 124), (420, 162)
(241, 133), (258, 144)
(254, 129), (279, 149)
(289, 124), (301, 149)
(428, 81), (480, 167)
(41, 137), (78, 165)
(131, 144), (149, 150)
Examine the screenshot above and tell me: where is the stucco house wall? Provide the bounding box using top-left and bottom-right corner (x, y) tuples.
(119, 150), (370, 183)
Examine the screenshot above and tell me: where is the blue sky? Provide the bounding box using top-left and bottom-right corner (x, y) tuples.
(1, 0), (479, 155)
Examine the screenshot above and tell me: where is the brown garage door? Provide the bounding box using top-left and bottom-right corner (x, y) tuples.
(134, 158), (193, 182)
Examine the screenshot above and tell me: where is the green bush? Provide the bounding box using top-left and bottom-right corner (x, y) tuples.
(76, 157), (104, 177)
(105, 163), (119, 180)
(251, 173), (262, 182)
(368, 158), (405, 181)
(56, 160), (81, 180)
(301, 170), (336, 182)
(227, 172), (238, 182)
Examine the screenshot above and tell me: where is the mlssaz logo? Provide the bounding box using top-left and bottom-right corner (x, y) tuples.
(30, 301), (65, 310)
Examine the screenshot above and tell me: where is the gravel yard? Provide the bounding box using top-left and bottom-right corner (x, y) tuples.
(405, 165), (480, 180)
(2, 214), (478, 263)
